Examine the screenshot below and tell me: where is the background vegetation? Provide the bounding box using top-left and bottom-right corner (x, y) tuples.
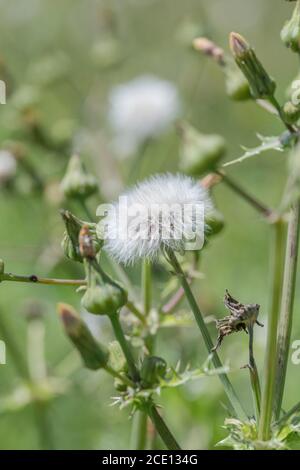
(0, 0), (299, 449)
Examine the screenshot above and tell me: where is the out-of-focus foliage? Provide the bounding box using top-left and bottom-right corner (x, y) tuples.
(1, 0), (300, 450)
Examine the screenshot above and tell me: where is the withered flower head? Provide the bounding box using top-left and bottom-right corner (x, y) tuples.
(212, 290), (263, 352)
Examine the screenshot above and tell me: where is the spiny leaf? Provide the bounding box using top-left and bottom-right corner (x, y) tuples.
(223, 132), (295, 168)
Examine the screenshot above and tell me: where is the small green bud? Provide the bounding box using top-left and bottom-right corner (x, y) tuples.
(281, 1), (300, 52)
(206, 210), (225, 237)
(58, 303), (109, 370)
(224, 63), (251, 101)
(179, 122), (226, 176)
(61, 154), (98, 200)
(229, 32), (276, 99)
(140, 356), (167, 388)
(60, 210), (102, 263)
(81, 281), (127, 316)
(283, 101), (300, 124)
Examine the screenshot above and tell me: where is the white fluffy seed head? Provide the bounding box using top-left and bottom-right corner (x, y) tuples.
(108, 75), (180, 157)
(0, 150), (17, 184)
(102, 173), (213, 265)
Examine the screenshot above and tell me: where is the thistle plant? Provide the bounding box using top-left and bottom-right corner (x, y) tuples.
(2, 1), (300, 451)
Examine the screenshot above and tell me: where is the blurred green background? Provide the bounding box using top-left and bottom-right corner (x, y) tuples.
(0, 0), (299, 449)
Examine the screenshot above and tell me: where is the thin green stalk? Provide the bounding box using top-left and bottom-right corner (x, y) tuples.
(130, 411), (148, 450)
(78, 198), (94, 222)
(166, 249), (247, 420)
(27, 318), (54, 450)
(130, 259), (153, 450)
(1, 272), (85, 286)
(268, 96), (296, 134)
(274, 202), (300, 420)
(126, 300), (146, 325)
(142, 259), (152, 317)
(247, 323), (261, 422)
(146, 402), (181, 450)
(104, 364), (134, 388)
(259, 220), (285, 440)
(109, 312), (140, 382)
(215, 170), (274, 218)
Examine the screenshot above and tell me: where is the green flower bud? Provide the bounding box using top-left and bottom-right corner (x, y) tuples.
(229, 32), (276, 99)
(58, 303), (109, 370)
(81, 281), (127, 316)
(281, 1), (300, 52)
(224, 63), (251, 101)
(179, 122), (226, 176)
(61, 154), (98, 200)
(206, 210), (225, 237)
(140, 356), (167, 388)
(283, 101), (300, 124)
(60, 210), (102, 263)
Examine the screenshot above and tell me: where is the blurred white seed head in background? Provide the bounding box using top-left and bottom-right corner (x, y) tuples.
(108, 75), (181, 158)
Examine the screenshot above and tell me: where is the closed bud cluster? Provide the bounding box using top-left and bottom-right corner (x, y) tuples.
(58, 303), (109, 370)
(178, 122), (226, 176)
(229, 32), (276, 99)
(61, 154), (98, 201)
(281, 0), (300, 52)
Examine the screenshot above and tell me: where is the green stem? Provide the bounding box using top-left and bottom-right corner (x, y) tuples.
(109, 312), (140, 382)
(146, 402), (181, 450)
(126, 300), (146, 325)
(274, 203), (300, 420)
(247, 323), (261, 422)
(268, 96), (296, 134)
(215, 170), (274, 218)
(78, 198), (94, 222)
(1, 272), (86, 286)
(142, 259), (152, 317)
(104, 364), (134, 388)
(131, 411), (148, 450)
(259, 220), (285, 440)
(166, 249), (247, 420)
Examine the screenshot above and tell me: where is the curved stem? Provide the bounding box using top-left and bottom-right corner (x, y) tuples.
(166, 249), (247, 420)
(259, 220), (285, 440)
(274, 202), (300, 419)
